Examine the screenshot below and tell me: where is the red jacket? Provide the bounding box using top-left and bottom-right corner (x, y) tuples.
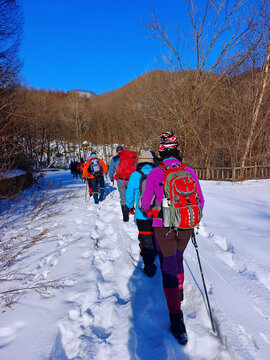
(77, 162), (84, 173)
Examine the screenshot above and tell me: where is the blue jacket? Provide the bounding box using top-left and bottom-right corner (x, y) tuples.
(108, 155), (120, 181)
(125, 163), (154, 220)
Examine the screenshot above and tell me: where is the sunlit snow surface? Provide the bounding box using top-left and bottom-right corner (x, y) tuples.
(0, 171), (269, 360)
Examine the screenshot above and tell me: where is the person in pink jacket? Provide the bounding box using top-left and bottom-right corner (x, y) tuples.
(142, 131), (204, 345)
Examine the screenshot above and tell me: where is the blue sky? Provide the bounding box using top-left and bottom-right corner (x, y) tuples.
(20, 0), (258, 94)
(20, 0), (186, 94)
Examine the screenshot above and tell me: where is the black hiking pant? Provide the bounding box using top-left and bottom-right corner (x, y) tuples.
(136, 219), (156, 267)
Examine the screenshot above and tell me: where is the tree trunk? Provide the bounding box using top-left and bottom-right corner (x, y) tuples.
(240, 42), (270, 175)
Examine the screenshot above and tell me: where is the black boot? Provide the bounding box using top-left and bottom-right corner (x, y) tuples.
(169, 312), (188, 345)
(142, 248), (157, 277)
(144, 263), (157, 277)
(142, 248), (155, 265)
(121, 205), (129, 222)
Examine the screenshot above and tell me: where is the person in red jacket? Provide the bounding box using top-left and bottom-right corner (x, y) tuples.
(83, 153), (108, 204)
(77, 158), (85, 178)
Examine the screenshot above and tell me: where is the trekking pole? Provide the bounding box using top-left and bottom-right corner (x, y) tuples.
(192, 229), (215, 333)
(85, 178), (89, 202)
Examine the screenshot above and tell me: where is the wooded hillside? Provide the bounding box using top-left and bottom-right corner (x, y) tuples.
(2, 68), (268, 171)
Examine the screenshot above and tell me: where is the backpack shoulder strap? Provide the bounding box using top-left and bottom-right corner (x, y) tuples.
(136, 169), (145, 176)
(159, 164), (166, 172)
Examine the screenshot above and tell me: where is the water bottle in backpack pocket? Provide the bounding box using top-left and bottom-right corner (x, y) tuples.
(160, 163), (202, 229)
(162, 197), (171, 227)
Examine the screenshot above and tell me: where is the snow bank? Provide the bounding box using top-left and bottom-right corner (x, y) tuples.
(0, 172), (269, 359)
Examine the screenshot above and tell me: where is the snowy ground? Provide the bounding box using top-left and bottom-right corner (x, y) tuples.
(0, 171), (269, 360)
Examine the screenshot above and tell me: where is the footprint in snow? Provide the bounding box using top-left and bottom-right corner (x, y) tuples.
(58, 248), (67, 255)
(0, 322), (24, 347)
(95, 220), (106, 231)
(90, 229), (102, 241)
(81, 251), (92, 259)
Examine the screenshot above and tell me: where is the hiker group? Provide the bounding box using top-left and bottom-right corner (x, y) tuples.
(69, 154), (108, 204)
(72, 131), (205, 345)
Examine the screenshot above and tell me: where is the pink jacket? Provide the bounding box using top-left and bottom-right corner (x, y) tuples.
(141, 158), (205, 227)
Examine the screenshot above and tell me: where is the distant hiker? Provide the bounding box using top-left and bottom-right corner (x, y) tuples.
(69, 161), (74, 175)
(109, 146), (137, 222)
(126, 150), (157, 277)
(77, 158), (85, 178)
(141, 131), (205, 345)
(69, 160), (77, 177)
(83, 153), (108, 204)
(74, 160), (79, 178)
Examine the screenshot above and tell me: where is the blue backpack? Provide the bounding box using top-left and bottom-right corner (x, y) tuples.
(89, 157), (103, 177)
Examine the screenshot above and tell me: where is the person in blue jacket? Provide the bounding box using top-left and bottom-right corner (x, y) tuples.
(108, 146), (123, 181)
(126, 150), (157, 277)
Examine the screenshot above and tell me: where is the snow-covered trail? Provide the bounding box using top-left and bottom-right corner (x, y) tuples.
(0, 171), (269, 360)
(184, 180), (270, 360)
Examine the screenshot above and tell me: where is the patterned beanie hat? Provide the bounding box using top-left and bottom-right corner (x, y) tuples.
(159, 131), (180, 157)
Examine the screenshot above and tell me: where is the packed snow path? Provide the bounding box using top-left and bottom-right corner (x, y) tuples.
(0, 171), (269, 360)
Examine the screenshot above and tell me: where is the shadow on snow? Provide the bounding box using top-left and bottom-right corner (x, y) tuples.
(127, 259), (190, 360)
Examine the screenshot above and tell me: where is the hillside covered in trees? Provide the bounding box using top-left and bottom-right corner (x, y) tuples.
(1, 0), (270, 177)
(2, 68), (270, 171)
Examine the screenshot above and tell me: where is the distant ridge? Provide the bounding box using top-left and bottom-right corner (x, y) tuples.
(67, 89), (96, 98)
(67, 89), (118, 98)
(98, 89), (117, 97)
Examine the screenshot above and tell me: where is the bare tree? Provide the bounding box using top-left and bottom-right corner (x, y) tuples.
(140, 0), (267, 170)
(240, 1), (270, 171)
(0, 0), (23, 171)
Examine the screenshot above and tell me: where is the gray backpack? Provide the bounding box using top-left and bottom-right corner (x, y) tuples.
(137, 169), (148, 210)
